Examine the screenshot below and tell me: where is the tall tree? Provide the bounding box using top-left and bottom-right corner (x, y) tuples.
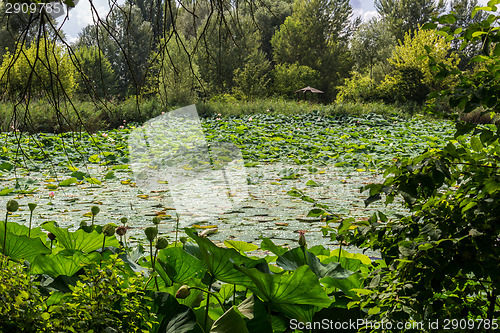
(271, 0), (354, 98)
(77, 4), (154, 98)
(350, 18), (395, 81)
(195, 13), (261, 96)
(375, 0), (447, 41)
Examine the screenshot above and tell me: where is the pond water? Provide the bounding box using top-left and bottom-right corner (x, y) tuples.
(0, 161), (407, 257)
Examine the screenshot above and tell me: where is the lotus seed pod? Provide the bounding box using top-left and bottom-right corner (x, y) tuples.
(103, 224), (115, 237)
(47, 232), (56, 241)
(179, 237), (188, 244)
(156, 237), (168, 250)
(80, 221), (88, 228)
(144, 226), (158, 242)
(28, 203), (37, 211)
(6, 200), (19, 212)
(116, 226), (127, 236)
(175, 285), (191, 299)
(91, 206), (100, 215)
(120, 217), (128, 225)
(152, 216), (161, 225)
(298, 231), (307, 248)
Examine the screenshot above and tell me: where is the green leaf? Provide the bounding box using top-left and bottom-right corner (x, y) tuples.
(259, 237), (287, 256)
(0, 162), (14, 171)
(42, 222), (119, 253)
(306, 180), (319, 187)
(84, 177), (102, 185)
(234, 265), (332, 308)
(210, 306), (249, 333)
(58, 177), (77, 186)
(157, 247), (206, 283)
(471, 136), (483, 152)
(276, 247), (355, 280)
(0, 187), (14, 196)
(31, 250), (100, 277)
(150, 292), (198, 333)
(238, 295), (273, 332)
(0, 223), (51, 261)
(320, 273), (364, 299)
(224, 240), (259, 253)
(185, 229), (266, 285)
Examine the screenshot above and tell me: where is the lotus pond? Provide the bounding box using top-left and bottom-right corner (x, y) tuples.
(0, 111), (455, 252)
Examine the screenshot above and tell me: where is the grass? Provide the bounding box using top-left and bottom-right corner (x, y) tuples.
(0, 96), (428, 134)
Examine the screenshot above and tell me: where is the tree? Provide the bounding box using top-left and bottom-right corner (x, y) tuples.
(271, 0), (354, 98)
(233, 50), (271, 99)
(73, 45), (116, 99)
(375, 0), (447, 41)
(0, 38), (77, 100)
(348, 4), (500, 323)
(195, 14), (261, 96)
(253, 0), (293, 60)
(350, 18), (395, 81)
(156, 32), (201, 105)
(272, 63), (320, 98)
(449, 0), (487, 68)
(388, 27), (460, 91)
(77, 4), (154, 98)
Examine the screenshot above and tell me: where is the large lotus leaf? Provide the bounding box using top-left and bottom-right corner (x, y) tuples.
(0, 221), (47, 241)
(276, 247), (355, 280)
(186, 229), (266, 285)
(321, 272), (364, 299)
(224, 240), (258, 253)
(0, 223), (50, 261)
(210, 306), (249, 333)
(238, 295), (273, 333)
(150, 292), (199, 333)
(259, 237), (287, 256)
(273, 303), (319, 322)
(31, 250), (100, 277)
(139, 255), (172, 287)
(42, 222), (120, 253)
(234, 265), (332, 309)
(157, 247), (206, 283)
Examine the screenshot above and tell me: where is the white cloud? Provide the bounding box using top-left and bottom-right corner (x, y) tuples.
(57, 0), (117, 43)
(353, 8), (380, 22)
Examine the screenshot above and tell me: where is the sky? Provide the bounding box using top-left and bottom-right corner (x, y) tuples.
(59, 0), (489, 43)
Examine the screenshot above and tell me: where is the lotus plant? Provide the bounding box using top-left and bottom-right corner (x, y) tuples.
(90, 206), (100, 227)
(27, 203), (37, 237)
(3, 200), (19, 255)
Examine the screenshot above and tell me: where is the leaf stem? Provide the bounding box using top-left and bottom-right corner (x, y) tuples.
(3, 211), (8, 256)
(204, 275), (214, 332)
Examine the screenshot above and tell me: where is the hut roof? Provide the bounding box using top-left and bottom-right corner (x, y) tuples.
(295, 86), (324, 94)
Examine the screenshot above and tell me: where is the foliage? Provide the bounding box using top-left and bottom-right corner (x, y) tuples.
(335, 3), (500, 327)
(0, 38), (77, 100)
(233, 50), (272, 99)
(270, 0), (353, 97)
(272, 63), (321, 98)
(377, 66), (431, 104)
(388, 27), (460, 91)
(77, 3), (154, 98)
(0, 197), (381, 332)
(350, 18), (395, 82)
(156, 33), (201, 105)
(0, 255), (47, 332)
(195, 14), (262, 96)
(73, 45), (116, 99)
(375, 0), (447, 41)
(336, 72), (377, 103)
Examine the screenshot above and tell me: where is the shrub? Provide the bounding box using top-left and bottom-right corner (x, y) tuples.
(272, 63), (321, 98)
(336, 72), (377, 103)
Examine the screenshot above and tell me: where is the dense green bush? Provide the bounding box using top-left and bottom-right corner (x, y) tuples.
(336, 72), (377, 103)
